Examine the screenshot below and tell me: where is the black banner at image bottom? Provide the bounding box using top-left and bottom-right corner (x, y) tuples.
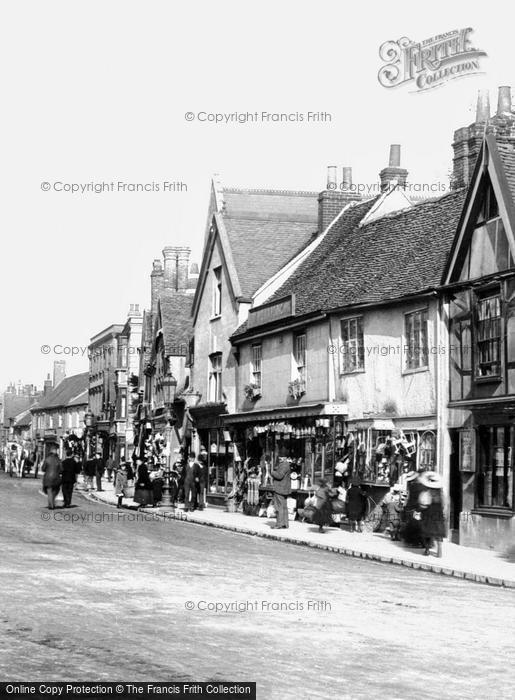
(0, 683), (256, 700)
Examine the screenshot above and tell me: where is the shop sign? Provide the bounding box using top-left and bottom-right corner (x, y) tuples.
(247, 294), (295, 330)
(459, 429), (476, 472)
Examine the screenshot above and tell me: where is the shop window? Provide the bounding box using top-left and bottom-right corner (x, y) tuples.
(212, 267), (222, 316)
(251, 344), (262, 390)
(405, 309), (428, 370)
(293, 333), (307, 383)
(340, 317), (364, 373)
(475, 290), (501, 379)
(209, 352), (223, 402)
(477, 425), (513, 509)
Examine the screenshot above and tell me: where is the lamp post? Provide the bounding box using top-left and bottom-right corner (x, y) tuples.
(161, 374), (177, 507)
(83, 408), (95, 461)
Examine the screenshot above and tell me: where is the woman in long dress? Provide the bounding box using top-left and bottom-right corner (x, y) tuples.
(312, 479), (335, 533)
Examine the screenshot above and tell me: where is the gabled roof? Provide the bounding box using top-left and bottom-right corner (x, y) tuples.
(158, 293), (192, 356)
(33, 372), (89, 411)
(443, 134), (515, 284)
(232, 189), (467, 338)
(12, 408), (32, 428)
(192, 181), (319, 322)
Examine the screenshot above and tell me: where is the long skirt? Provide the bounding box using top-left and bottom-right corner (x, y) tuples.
(312, 501), (333, 527)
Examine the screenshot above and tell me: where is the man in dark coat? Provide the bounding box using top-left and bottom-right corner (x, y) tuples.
(41, 446), (62, 509)
(92, 452), (104, 491)
(183, 452), (200, 512)
(196, 455), (208, 511)
(61, 451), (81, 507)
(271, 456), (291, 529)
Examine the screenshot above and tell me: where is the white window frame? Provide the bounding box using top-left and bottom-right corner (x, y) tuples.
(293, 332), (307, 383)
(251, 344), (262, 390)
(209, 352), (223, 402)
(404, 307), (429, 373)
(339, 316), (365, 374)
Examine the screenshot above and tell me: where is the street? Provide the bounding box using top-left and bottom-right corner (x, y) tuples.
(1, 473), (514, 700)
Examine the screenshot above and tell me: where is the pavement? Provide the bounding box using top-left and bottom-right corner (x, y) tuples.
(83, 478), (515, 588)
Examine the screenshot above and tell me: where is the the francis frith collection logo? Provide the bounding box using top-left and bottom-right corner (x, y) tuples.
(378, 28), (487, 92)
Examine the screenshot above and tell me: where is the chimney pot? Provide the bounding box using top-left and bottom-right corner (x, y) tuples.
(326, 166), (337, 189)
(389, 144), (401, 167)
(342, 167), (352, 190)
(476, 89), (490, 122)
(497, 86), (512, 115)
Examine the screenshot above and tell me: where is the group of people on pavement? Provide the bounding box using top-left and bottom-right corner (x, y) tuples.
(38, 444), (212, 513)
(267, 450), (446, 557)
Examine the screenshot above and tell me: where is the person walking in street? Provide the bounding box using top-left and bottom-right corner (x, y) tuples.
(183, 452), (200, 512)
(134, 460), (153, 507)
(93, 452), (104, 492)
(346, 477), (367, 532)
(417, 471), (447, 557)
(114, 462), (130, 508)
(270, 454), (291, 529)
(83, 456), (96, 492)
(150, 463), (164, 507)
(312, 478), (335, 533)
(61, 451), (81, 508)
(41, 446), (62, 510)
(196, 454), (208, 511)
(105, 456), (115, 483)
(402, 471), (425, 547)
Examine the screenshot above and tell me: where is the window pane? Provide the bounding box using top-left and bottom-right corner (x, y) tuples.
(476, 294), (501, 377)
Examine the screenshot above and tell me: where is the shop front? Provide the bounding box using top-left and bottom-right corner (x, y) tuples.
(448, 400), (515, 551)
(189, 403), (233, 506)
(223, 402), (348, 512)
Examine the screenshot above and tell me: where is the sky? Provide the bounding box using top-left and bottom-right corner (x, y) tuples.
(1, 0), (513, 390)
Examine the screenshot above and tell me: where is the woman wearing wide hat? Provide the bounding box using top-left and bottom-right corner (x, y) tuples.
(401, 471), (424, 546)
(417, 471), (446, 557)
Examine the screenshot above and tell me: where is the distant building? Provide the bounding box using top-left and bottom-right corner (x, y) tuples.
(31, 372), (89, 458)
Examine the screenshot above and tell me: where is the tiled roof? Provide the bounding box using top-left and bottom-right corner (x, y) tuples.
(496, 142), (515, 204)
(232, 190), (467, 336)
(12, 408), (32, 427)
(224, 218), (317, 299)
(159, 294), (192, 355)
(33, 372), (89, 411)
(223, 188), (318, 223)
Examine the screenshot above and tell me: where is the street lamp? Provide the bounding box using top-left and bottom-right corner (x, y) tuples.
(161, 374), (177, 507)
(83, 408), (95, 460)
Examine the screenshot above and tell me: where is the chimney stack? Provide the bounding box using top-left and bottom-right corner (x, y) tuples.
(497, 86), (512, 115)
(476, 90), (490, 122)
(162, 247), (177, 293)
(379, 144), (408, 192)
(326, 166), (337, 190)
(318, 165), (361, 233)
(342, 167), (352, 191)
(452, 86), (515, 190)
(150, 259), (164, 314)
(53, 360), (66, 389)
(44, 374), (53, 396)
(176, 247), (191, 292)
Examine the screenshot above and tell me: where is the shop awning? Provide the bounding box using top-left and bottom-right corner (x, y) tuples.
(348, 418), (396, 430)
(223, 402), (347, 424)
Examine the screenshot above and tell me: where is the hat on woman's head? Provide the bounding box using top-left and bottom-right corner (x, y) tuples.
(419, 471), (443, 489)
(404, 470), (419, 482)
